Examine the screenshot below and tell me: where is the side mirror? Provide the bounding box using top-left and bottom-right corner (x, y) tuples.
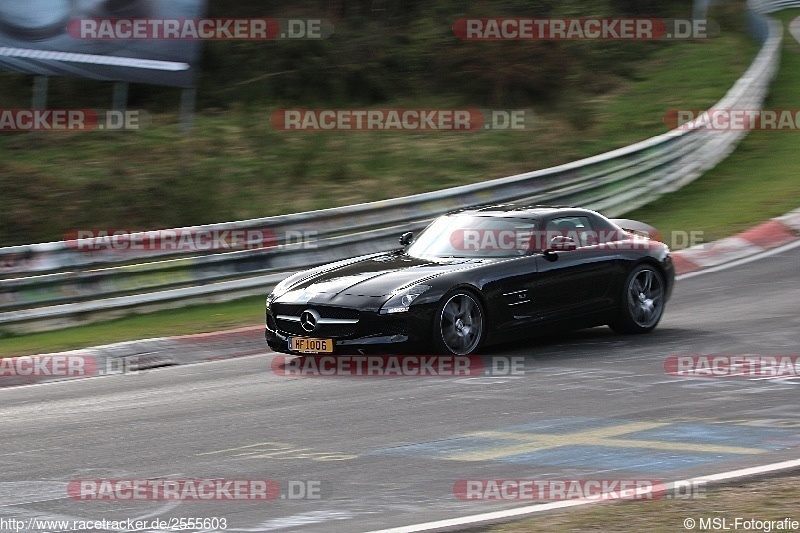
(549, 236), (577, 251)
(399, 232), (414, 246)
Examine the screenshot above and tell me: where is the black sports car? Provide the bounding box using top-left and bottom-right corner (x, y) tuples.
(265, 205), (674, 356)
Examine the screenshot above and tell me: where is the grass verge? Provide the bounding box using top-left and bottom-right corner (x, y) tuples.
(0, 296), (264, 358)
(487, 472), (800, 532)
(625, 10), (800, 247)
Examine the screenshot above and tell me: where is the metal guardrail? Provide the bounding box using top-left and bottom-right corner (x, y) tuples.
(751, 0), (800, 12)
(0, 1), (792, 331)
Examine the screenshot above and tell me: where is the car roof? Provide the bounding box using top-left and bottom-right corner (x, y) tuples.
(445, 204), (598, 219)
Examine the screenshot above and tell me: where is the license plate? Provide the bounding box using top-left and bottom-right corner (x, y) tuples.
(288, 337), (333, 354)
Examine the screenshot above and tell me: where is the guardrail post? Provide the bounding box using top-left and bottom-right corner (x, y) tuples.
(180, 88), (197, 134)
(694, 0), (710, 20)
(112, 82), (129, 111)
(31, 76), (48, 110)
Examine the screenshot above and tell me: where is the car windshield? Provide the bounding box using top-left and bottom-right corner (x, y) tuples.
(407, 215), (537, 258)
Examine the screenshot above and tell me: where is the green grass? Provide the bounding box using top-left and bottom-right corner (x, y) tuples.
(0, 296), (264, 357)
(625, 10), (800, 246)
(0, 25), (757, 246)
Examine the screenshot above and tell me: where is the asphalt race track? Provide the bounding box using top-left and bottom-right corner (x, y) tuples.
(2, 245), (799, 533)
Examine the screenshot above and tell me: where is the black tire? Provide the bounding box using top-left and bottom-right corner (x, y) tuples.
(433, 290), (485, 355)
(609, 264), (666, 334)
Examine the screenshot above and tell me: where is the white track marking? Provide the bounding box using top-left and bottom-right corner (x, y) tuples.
(676, 238), (800, 280)
(365, 458), (800, 533)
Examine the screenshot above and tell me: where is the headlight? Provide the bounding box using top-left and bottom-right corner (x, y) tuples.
(379, 285), (431, 314)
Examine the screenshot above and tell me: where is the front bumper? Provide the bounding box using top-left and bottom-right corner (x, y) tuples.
(265, 304), (435, 355)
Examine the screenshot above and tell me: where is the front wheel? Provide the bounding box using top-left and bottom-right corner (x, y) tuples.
(609, 264), (665, 334)
(433, 291), (485, 355)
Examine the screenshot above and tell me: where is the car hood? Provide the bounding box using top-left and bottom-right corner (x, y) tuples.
(277, 252), (497, 299)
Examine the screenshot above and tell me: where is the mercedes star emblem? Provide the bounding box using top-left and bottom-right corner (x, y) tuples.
(300, 309), (320, 333)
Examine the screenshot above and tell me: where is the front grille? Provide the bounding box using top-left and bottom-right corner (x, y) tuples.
(379, 320), (406, 336)
(273, 303), (360, 338)
(272, 303), (359, 320)
(276, 321), (357, 338)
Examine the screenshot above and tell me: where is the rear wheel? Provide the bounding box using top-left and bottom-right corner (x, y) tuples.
(433, 291), (485, 355)
(609, 264), (665, 334)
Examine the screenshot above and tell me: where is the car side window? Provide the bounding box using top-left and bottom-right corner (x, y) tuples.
(545, 216), (596, 247)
